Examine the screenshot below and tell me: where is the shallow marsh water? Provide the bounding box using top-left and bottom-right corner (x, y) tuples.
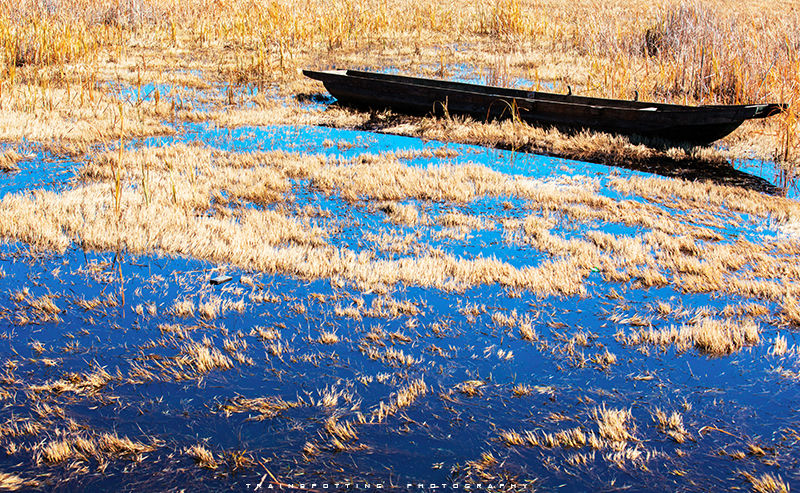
(0, 84), (798, 492)
(1, 241), (798, 491)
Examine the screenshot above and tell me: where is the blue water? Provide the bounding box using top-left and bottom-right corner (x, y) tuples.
(0, 240), (795, 490)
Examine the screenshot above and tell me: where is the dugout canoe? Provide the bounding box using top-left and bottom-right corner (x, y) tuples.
(303, 69), (786, 145)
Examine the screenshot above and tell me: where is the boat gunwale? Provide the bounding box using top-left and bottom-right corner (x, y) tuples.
(305, 69), (785, 117)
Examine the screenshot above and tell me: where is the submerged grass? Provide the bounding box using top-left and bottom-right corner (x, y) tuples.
(0, 245), (794, 489)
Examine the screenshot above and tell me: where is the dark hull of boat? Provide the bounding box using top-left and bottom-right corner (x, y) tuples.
(303, 69), (786, 145)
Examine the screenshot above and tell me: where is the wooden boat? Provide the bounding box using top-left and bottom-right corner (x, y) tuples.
(303, 69), (786, 145)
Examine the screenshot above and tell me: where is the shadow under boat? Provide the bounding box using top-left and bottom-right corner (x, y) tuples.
(303, 69), (787, 195)
(311, 101), (784, 197)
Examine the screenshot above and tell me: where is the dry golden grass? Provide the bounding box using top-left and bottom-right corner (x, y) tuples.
(176, 338), (234, 375)
(493, 308), (540, 341)
(219, 395), (297, 419)
(0, 59), (171, 142)
(366, 346), (419, 367)
(0, 150), (23, 172)
(691, 317), (760, 355)
(0, 472), (35, 491)
(1, 140), (798, 307)
(126, 361), (158, 385)
(721, 449), (748, 460)
(379, 202), (424, 225)
(302, 440), (321, 458)
(0, 0), (796, 168)
(461, 451), (500, 481)
(781, 296), (800, 326)
(0, 145), (596, 295)
(501, 426), (588, 449)
(552, 428), (587, 449)
(314, 385), (348, 408)
(625, 317), (760, 355)
(324, 417), (359, 442)
(251, 326), (281, 342)
(499, 429), (526, 446)
(389, 330), (412, 343)
(97, 433), (157, 457)
(37, 439), (73, 464)
(373, 377), (426, 422)
(566, 451), (594, 467)
(35, 432), (156, 465)
(652, 408), (692, 444)
(591, 349), (618, 370)
(28, 365), (113, 396)
(0, 419), (44, 438)
(311, 155), (511, 202)
(365, 296), (423, 318)
(186, 444), (219, 470)
(170, 298), (195, 318)
(9, 289), (63, 325)
(610, 175), (800, 222)
(602, 444), (654, 469)
(317, 330), (340, 344)
(454, 379), (485, 397)
(510, 383), (534, 396)
(739, 471), (791, 493)
(771, 334), (792, 357)
(593, 404), (636, 443)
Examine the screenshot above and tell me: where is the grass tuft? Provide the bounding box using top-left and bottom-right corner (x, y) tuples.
(593, 404), (636, 443)
(186, 444), (219, 470)
(739, 471), (791, 493)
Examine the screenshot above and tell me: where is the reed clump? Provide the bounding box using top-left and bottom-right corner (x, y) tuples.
(0, 472), (36, 491)
(175, 339), (234, 375)
(592, 404), (636, 443)
(455, 380), (485, 397)
(186, 444), (219, 470)
(217, 384), (291, 415)
(28, 365), (113, 396)
(491, 308), (538, 341)
(510, 383), (534, 396)
(499, 426), (588, 449)
(0, 149), (23, 172)
(625, 317), (760, 356)
(317, 330), (340, 344)
(652, 407), (692, 443)
(771, 334), (793, 358)
(324, 416), (359, 442)
(35, 431), (157, 465)
(372, 377), (426, 422)
(739, 471), (791, 493)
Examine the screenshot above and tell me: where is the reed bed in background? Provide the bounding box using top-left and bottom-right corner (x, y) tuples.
(0, 0), (797, 164)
